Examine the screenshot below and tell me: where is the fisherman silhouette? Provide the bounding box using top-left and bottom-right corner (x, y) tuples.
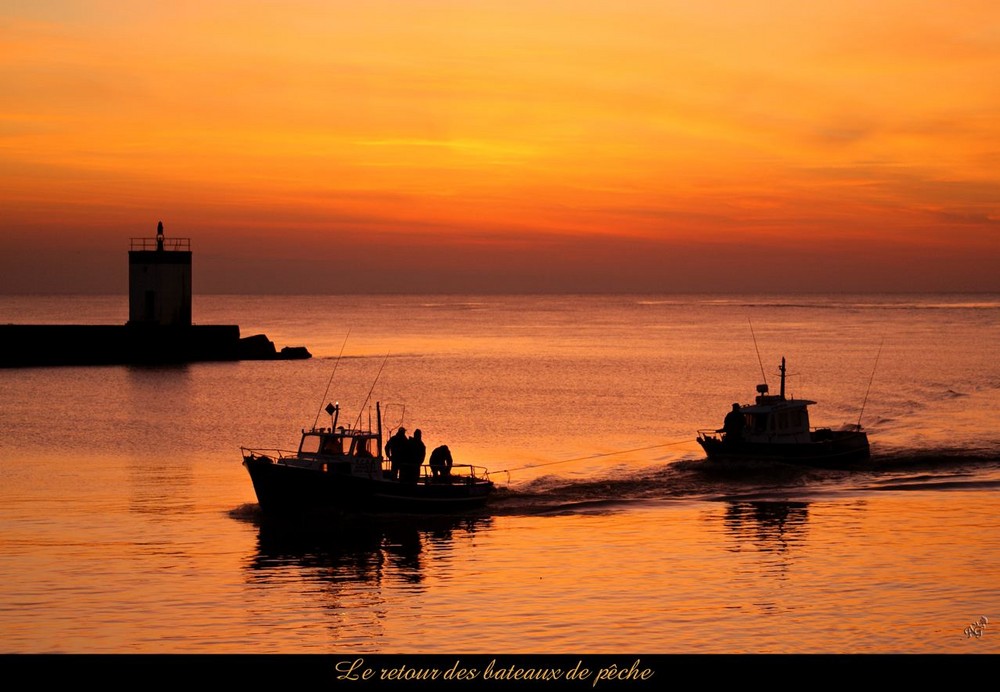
(401, 429), (426, 483)
(385, 427), (407, 480)
(429, 444), (453, 481)
(720, 403), (745, 443)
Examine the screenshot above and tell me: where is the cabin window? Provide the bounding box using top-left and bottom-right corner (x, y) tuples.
(354, 438), (374, 457)
(777, 412), (789, 430)
(752, 414), (769, 434)
(322, 437), (344, 455)
(299, 435), (321, 454)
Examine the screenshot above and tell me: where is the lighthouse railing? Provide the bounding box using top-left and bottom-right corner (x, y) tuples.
(130, 237), (191, 251)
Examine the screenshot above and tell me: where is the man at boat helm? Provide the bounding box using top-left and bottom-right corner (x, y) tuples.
(719, 403), (745, 443)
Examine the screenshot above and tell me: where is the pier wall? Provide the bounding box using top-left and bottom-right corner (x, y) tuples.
(0, 324), (307, 367)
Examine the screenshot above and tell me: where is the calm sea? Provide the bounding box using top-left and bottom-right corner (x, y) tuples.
(1, 294), (998, 654)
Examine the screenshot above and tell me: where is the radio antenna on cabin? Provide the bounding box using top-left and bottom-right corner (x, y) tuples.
(856, 337), (884, 431)
(312, 328), (351, 429)
(748, 318), (767, 386)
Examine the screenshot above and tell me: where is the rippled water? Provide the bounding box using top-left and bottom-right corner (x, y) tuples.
(1, 294), (998, 653)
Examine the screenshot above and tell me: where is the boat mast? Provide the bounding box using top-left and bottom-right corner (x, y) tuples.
(376, 401), (383, 458)
(325, 402), (340, 430)
(779, 357), (786, 400)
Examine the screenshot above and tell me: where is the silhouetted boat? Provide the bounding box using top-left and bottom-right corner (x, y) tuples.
(696, 358), (871, 466)
(242, 402), (495, 515)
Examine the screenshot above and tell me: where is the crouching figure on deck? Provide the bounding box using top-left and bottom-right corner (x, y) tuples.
(429, 444), (453, 481)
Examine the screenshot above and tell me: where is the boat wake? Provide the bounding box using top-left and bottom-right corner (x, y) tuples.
(229, 449), (1000, 521)
(488, 450), (1000, 516)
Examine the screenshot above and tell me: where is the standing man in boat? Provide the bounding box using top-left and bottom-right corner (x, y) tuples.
(385, 426), (407, 480)
(403, 429), (427, 482)
(719, 403), (745, 444)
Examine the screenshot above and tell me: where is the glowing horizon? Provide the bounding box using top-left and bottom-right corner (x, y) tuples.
(2, 1), (998, 293)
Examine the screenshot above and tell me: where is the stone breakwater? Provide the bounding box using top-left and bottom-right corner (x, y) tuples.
(0, 324), (310, 367)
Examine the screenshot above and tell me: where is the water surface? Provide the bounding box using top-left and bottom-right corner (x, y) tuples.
(1, 294), (998, 652)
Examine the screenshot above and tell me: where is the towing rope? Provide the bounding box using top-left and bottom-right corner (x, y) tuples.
(496, 438), (695, 475)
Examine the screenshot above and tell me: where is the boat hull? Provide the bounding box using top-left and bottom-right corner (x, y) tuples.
(697, 429), (871, 467)
(243, 454), (495, 515)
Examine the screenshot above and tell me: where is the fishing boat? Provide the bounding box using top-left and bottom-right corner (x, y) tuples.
(696, 357), (871, 466)
(242, 402), (496, 515)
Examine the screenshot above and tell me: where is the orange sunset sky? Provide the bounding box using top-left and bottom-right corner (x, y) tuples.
(2, 0), (998, 293)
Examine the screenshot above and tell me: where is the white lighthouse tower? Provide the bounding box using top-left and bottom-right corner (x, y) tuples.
(127, 221), (192, 327)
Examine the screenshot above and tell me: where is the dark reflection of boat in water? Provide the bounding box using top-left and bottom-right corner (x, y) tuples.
(697, 358), (871, 467)
(713, 500), (813, 607)
(721, 500), (810, 555)
(243, 511), (493, 586)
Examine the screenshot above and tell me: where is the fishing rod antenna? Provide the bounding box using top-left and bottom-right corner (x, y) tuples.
(748, 318), (767, 386)
(312, 328), (352, 429)
(857, 337), (884, 431)
(354, 352), (391, 431)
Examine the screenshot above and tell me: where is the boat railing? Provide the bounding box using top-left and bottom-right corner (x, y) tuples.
(242, 447), (298, 462)
(823, 424), (866, 432)
(407, 463), (493, 484)
(457, 463), (492, 481)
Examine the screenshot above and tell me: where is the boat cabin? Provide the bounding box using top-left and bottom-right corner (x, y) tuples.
(292, 427), (385, 479)
(298, 429), (381, 459)
(739, 393), (814, 444)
